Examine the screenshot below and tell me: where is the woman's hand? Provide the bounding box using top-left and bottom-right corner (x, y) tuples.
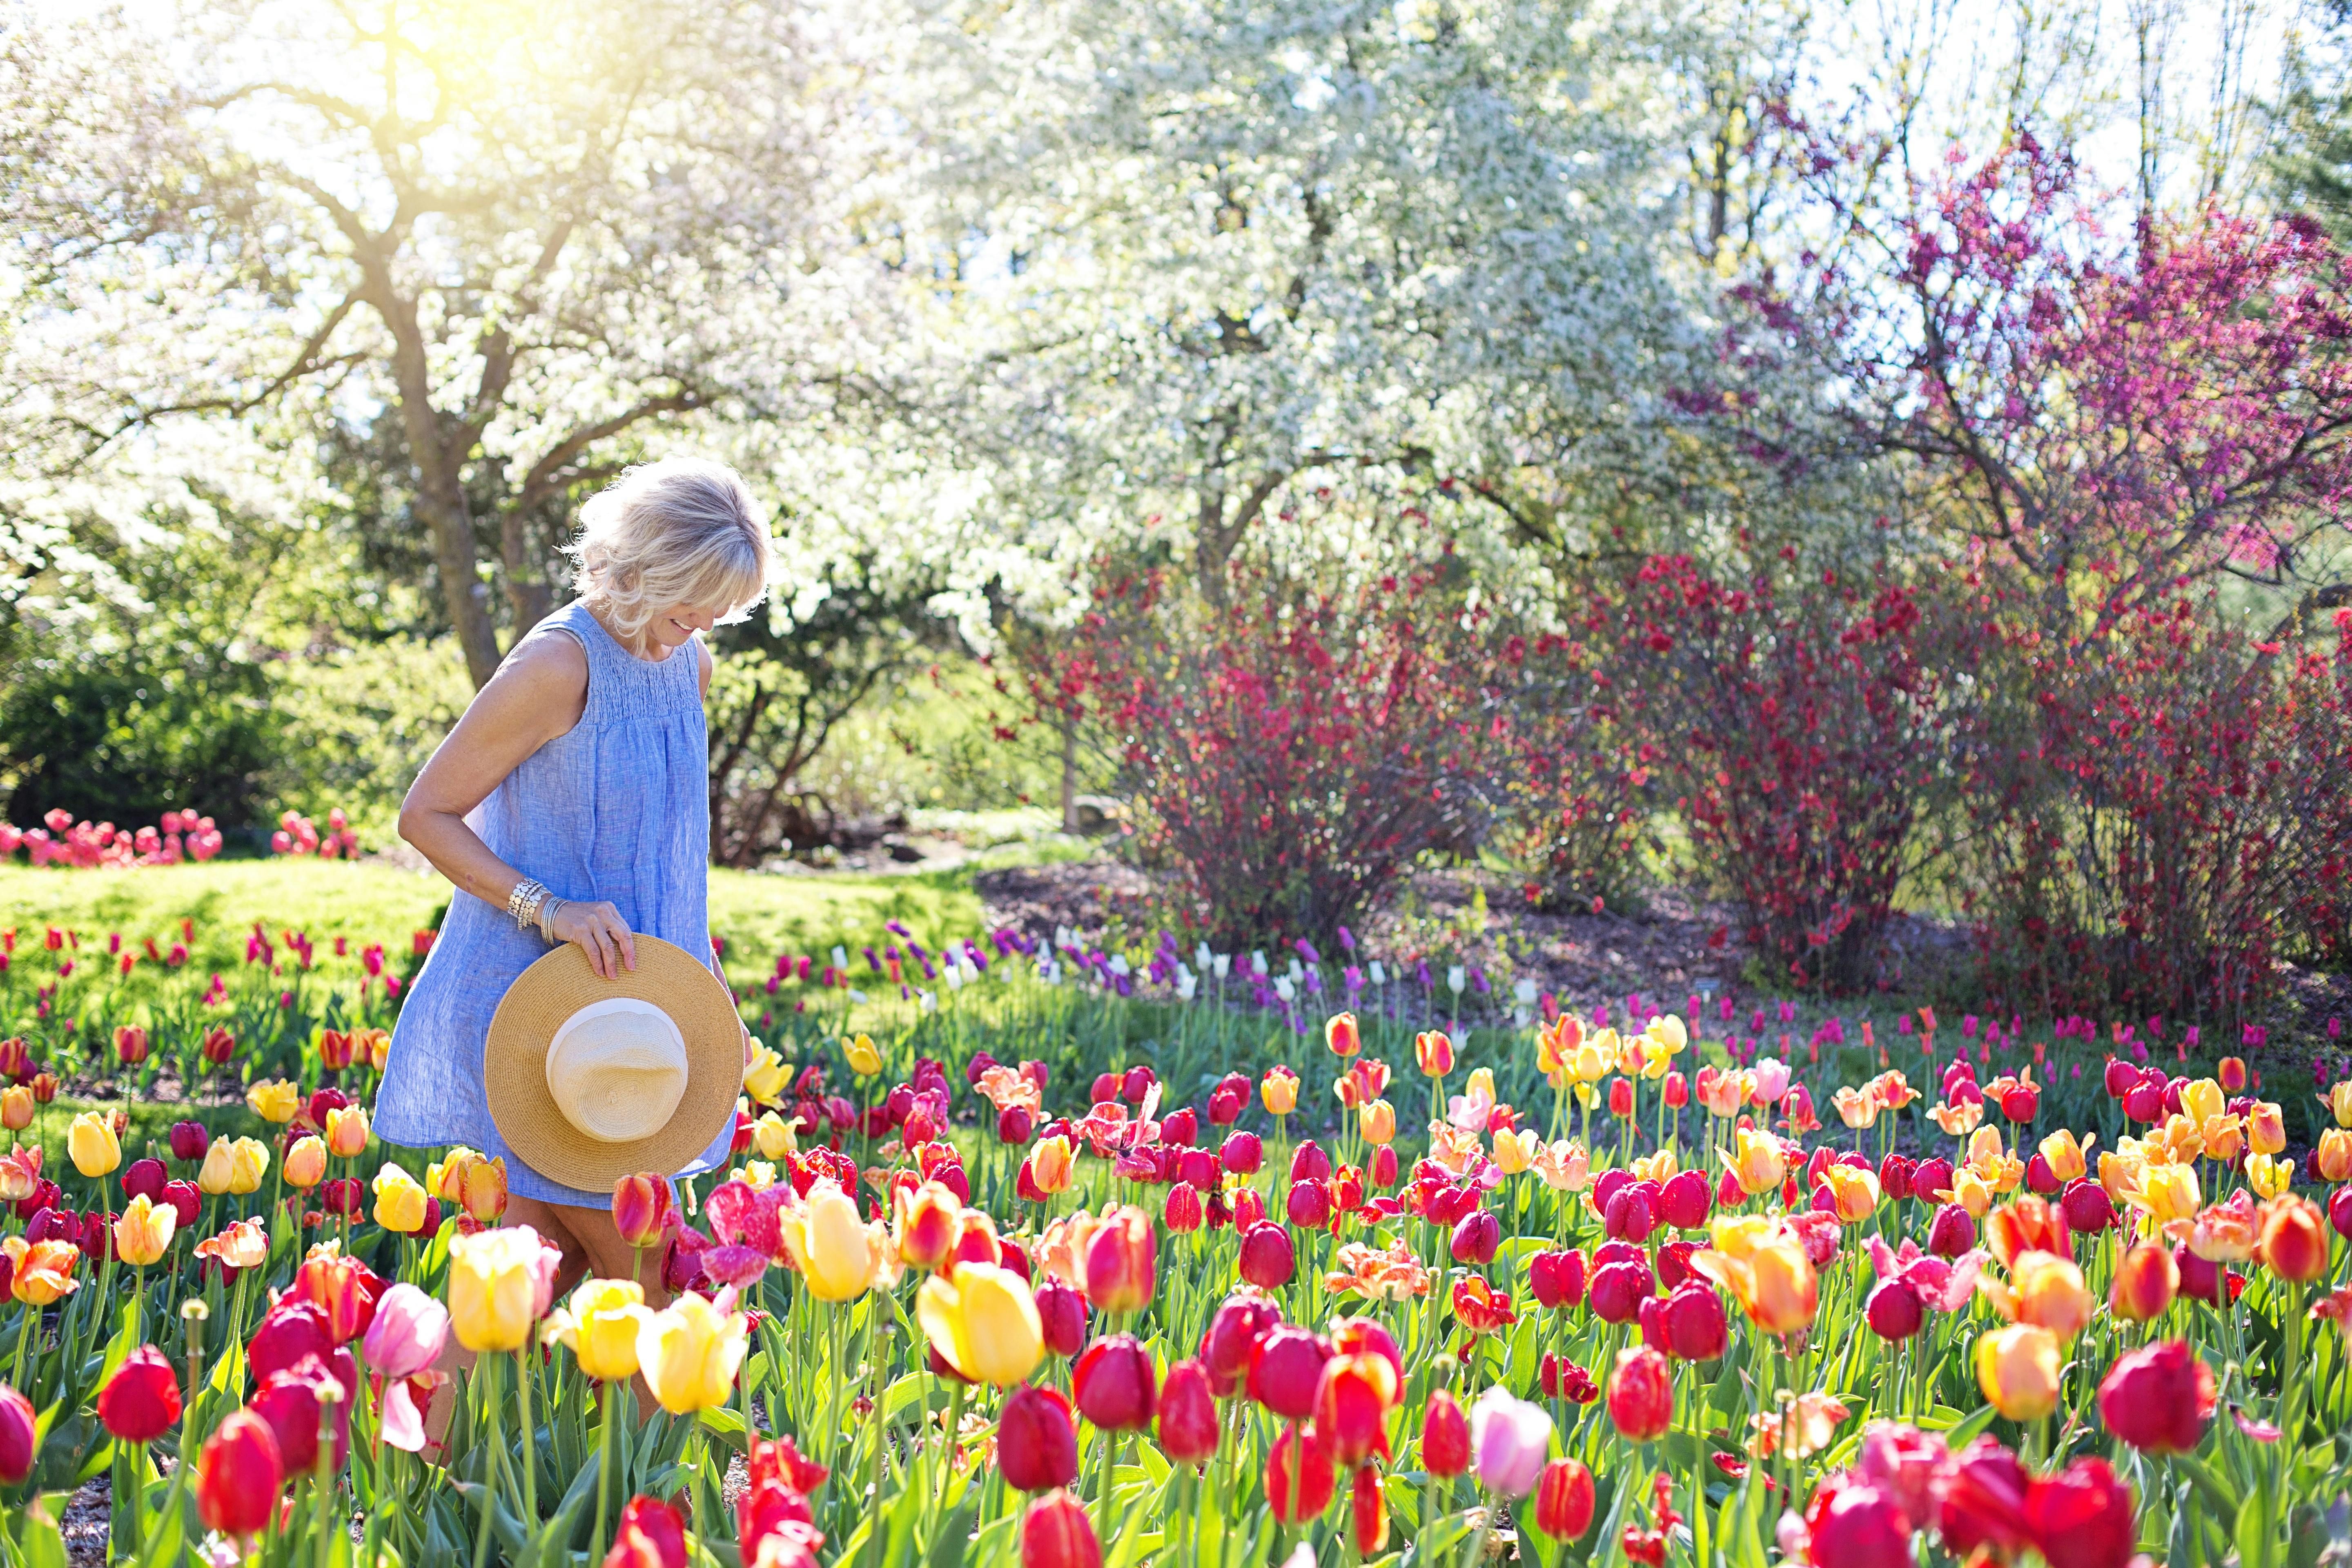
(550, 900), (638, 980)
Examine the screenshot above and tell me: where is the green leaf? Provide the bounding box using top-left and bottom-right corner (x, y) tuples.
(16, 1496), (68, 1568)
(2174, 1454), (2242, 1519)
(925, 1498), (978, 1568)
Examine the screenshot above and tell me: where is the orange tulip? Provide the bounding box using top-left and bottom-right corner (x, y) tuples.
(1416, 1030), (1456, 1077)
(2109, 1243), (2178, 1322)
(1976, 1325), (2062, 1421)
(1690, 1217), (1816, 1336)
(1262, 1067), (1300, 1116)
(2255, 1196), (2328, 1283)
(1029, 1135), (1076, 1196)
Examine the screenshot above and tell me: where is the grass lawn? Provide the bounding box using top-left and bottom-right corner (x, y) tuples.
(0, 855), (995, 978)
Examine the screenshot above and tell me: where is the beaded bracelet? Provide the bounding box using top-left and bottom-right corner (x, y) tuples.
(508, 878), (548, 931)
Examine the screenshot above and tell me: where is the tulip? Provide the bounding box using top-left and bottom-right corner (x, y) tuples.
(2109, 1243), (2178, 1322)
(1470, 1385), (1554, 1496)
(1261, 1067), (1300, 1116)
(1528, 1248), (1586, 1309)
(1926, 1203), (1977, 1257)
(363, 1281), (451, 1379)
(1156, 1359), (1219, 1464)
(1606, 1345), (1673, 1442)
(1975, 1324), (2062, 1421)
(67, 1112), (120, 1178)
(1690, 1216), (1816, 1335)
(637, 1292), (751, 1414)
(1865, 1276), (1924, 1340)
(1450, 1208), (1501, 1265)
(1265, 1423), (1336, 1523)
(2247, 1101), (2285, 1154)
(194, 1219), (267, 1279)
(1659, 1281), (1728, 1361)
(544, 1278), (648, 1382)
(780, 1182), (884, 1301)
(196, 1408), (284, 1538)
(1248, 1325), (1333, 1419)
(2096, 1339), (2215, 1454)
(2059, 1178), (2116, 1234)
(2, 1237), (79, 1305)
(97, 1345), (182, 1443)
(1722, 1126), (1786, 1195)
(323, 1104), (370, 1159)
(918, 1263), (1044, 1387)
(1996, 1252), (2092, 1341)
(1803, 1475), (1912, 1568)
(1072, 1333), (1156, 1429)
(1817, 1164), (1880, 1222)
(0, 1089), (28, 1133)
(1421, 1389), (1470, 1476)
(1033, 1277), (1088, 1359)
(112, 1194), (175, 1267)
(1237, 1222), (1295, 1289)
(1312, 1352), (1399, 1465)
(2023, 1456), (2136, 1568)
(1163, 1183), (1203, 1233)
(1326, 1011), (1360, 1058)
(2256, 1195), (2328, 1282)
(1021, 1488), (1102, 1568)
(371, 1163), (430, 1235)
(611, 1495), (690, 1568)
(245, 1079), (302, 1124)
(894, 1182), (963, 1272)
(604, 1173), (676, 1254)
(1938, 1436), (2031, 1557)
(1417, 1029), (1455, 1076)
(1030, 1135), (1078, 1196)
(448, 1225), (559, 1353)
(1534, 1458), (1596, 1541)
(1080, 1205), (1156, 1315)
(0, 1385), (33, 1485)
(283, 1136), (327, 1189)
(1359, 1099), (1396, 1145)
(253, 1357), (351, 1475)
(986, 1383), (1080, 1493)
(2316, 1128), (2352, 1183)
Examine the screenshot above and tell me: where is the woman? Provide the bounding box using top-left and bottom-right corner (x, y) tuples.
(380, 457), (772, 1305)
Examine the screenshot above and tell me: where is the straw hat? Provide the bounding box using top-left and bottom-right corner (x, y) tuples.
(485, 935), (745, 1194)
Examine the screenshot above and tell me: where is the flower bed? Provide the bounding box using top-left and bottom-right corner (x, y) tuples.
(0, 908), (2345, 1566)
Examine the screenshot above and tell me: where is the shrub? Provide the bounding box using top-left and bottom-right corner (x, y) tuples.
(1607, 549), (1952, 993)
(1959, 595), (2352, 1024)
(0, 654), (280, 831)
(1493, 632), (1657, 913)
(1045, 558), (1539, 947)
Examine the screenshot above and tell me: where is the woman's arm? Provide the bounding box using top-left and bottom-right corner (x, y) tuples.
(397, 635), (639, 978)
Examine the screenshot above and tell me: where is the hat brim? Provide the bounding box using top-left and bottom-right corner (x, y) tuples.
(486, 935), (744, 1195)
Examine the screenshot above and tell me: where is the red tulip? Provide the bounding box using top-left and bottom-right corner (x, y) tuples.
(2059, 1178), (2116, 1234)
(1604, 1182), (1658, 1243)
(1533, 1458), (1595, 1541)
(1528, 1248), (1587, 1309)
(1163, 1183), (1203, 1233)
(121, 1158), (167, 1205)
(248, 1299), (334, 1383)
(2096, 1340), (2215, 1455)
(1803, 1474), (1912, 1568)
(2332, 1184), (2352, 1243)
(2108, 1244), (2177, 1322)
(1608, 1077), (1634, 1117)
(1606, 1346), (1673, 1442)
(1588, 1255), (1654, 1324)
(1286, 1180), (1332, 1229)
(1265, 1423), (1336, 1523)
(1936, 1437), (2031, 1558)
(1219, 1131), (1263, 1174)
(1156, 1359), (1219, 1464)
(196, 1408), (284, 1538)
(1033, 1278), (1088, 1359)
(97, 1345), (182, 1443)
(2023, 1457), (2136, 1568)
(999, 1384), (1080, 1492)
(1865, 1278), (1924, 1341)
(161, 1180), (200, 1229)
(1659, 1281), (1728, 1361)
(252, 1356), (352, 1473)
(611, 1174), (677, 1251)
(1081, 1208), (1156, 1315)
(1022, 1490), (1101, 1568)
(1207, 1073), (1251, 1125)
(1200, 1295), (1279, 1396)
(1351, 1461), (1388, 1554)
(1539, 1353), (1599, 1403)
(1926, 1204), (1976, 1258)
(1237, 1222), (1296, 1289)
(1421, 1389), (1470, 1476)
(1659, 1169), (1712, 1230)
(1450, 1209), (1500, 1265)
(291, 1250), (382, 1346)
(1312, 1352), (1398, 1466)
(1248, 1325), (1333, 1420)
(1071, 1334), (1156, 1430)
(0, 1385), (32, 1485)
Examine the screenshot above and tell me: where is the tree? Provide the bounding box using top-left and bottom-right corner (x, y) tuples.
(3, 0), (895, 685)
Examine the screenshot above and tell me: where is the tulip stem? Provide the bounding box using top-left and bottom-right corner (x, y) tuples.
(591, 1380), (615, 1568)
(11, 1303), (31, 1390)
(514, 1348), (537, 1528)
(471, 1354), (501, 1568)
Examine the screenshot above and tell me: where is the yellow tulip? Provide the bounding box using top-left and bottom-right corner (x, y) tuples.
(324, 1105), (370, 1160)
(112, 1194), (175, 1267)
(637, 1292), (750, 1413)
(1491, 1127), (1538, 1176)
(1999, 1252), (2091, 1341)
(1833, 1087), (1879, 1130)
(2247, 1102), (2285, 1156)
(1262, 1067), (1301, 1116)
(2326, 1080), (2352, 1129)
(1358, 1100), (1396, 1147)
(2180, 1078), (2224, 1127)
(1949, 1167), (1993, 1220)
(916, 1262), (1044, 1387)
(226, 1137), (270, 1195)
(742, 1045), (788, 1106)
(2316, 1128), (2352, 1183)
(2199, 1115), (2243, 1164)
(283, 1136), (328, 1189)
(1, 1237), (79, 1305)
(245, 1079), (303, 1124)
(1029, 1135), (1076, 1196)
(372, 1164), (429, 1233)
(2133, 1163), (2201, 1227)
(67, 1112), (120, 1178)
(2097, 1149), (2144, 1208)
(1690, 1216), (1817, 1336)
(1630, 1148), (1677, 1183)
(448, 1227), (553, 1354)
(2037, 1129), (2088, 1185)
(780, 1182), (885, 1301)
(1720, 1127), (1786, 1197)
(752, 1111), (800, 1160)
(0, 1087), (31, 1132)
(544, 1278), (648, 1382)
(428, 1149), (509, 1222)
(2247, 1152), (2292, 1200)
(1818, 1164), (1881, 1223)
(738, 1160), (777, 1190)
(843, 1033), (882, 1076)
(1976, 1325), (2062, 1421)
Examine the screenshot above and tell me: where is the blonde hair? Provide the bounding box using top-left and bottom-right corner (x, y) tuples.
(565, 459), (774, 642)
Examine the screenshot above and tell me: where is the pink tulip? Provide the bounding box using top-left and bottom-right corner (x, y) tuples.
(1468, 1386), (1552, 1499)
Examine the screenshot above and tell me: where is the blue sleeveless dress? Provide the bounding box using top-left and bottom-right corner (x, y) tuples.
(377, 600), (735, 1207)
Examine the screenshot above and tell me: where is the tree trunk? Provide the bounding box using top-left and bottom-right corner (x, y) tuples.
(416, 481), (503, 688)
(502, 507), (555, 640)
(1060, 716), (1080, 834)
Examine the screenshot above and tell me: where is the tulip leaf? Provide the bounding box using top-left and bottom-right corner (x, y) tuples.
(2174, 1453), (2242, 1518)
(697, 1403), (750, 1455)
(14, 1495), (67, 1568)
(925, 1497), (978, 1567)
(1944, 1402), (1998, 1448)
(2236, 1489), (2279, 1568)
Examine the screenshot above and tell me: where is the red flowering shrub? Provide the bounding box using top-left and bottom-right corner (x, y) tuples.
(1606, 549), (1952, 993)
(1961, 597), (2352, 1022)
(1040, 558), (1541, 945)
(1495, 633), (1657, 913)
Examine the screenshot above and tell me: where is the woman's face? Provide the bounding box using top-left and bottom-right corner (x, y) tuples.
(643, 597), (731, 655)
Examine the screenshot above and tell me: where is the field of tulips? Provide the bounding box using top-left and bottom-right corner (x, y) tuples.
(0, 906), (2348, 1567)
